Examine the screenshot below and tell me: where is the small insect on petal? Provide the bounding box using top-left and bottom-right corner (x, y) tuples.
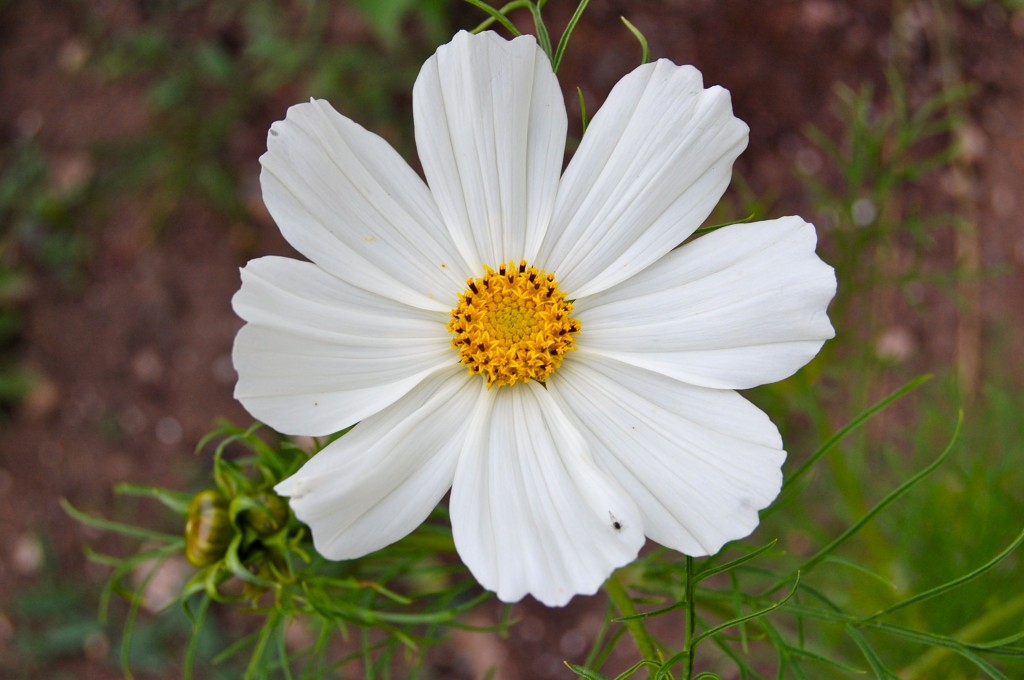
(609, 511), (623, 531)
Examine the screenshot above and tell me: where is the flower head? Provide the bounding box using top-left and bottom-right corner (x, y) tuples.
(232, 31), (836, 606)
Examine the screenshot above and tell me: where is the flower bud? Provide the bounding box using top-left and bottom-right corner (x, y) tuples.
(243, 491), (289, 535)
(184, 489), (232, 567)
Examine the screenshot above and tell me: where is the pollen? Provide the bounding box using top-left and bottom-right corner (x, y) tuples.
(448, 260), (580, 388)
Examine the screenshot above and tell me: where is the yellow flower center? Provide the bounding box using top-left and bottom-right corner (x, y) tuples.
(448, 260), (580, 388)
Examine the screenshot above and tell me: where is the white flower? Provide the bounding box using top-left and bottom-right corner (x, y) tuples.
(232, 31), (836, 607)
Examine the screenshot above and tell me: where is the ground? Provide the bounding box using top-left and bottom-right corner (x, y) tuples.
(1, 0), (1022, 678)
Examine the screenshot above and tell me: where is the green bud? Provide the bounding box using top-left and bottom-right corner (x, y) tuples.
(242, 491), (289, 535)
(184, 489), (232, 567)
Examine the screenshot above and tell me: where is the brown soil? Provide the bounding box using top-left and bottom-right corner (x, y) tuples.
(1, 0), (1022, 678)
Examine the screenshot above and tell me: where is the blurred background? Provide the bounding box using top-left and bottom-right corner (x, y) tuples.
(1, 0), (1022, 677)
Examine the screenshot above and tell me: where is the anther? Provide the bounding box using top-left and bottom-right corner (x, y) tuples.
(448, 260), (580, 388)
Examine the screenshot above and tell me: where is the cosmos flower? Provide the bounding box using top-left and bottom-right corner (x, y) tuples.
(232, 30), (836, 606)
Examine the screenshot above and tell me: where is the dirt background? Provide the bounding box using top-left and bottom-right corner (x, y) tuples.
(1, 0), (1022, 678)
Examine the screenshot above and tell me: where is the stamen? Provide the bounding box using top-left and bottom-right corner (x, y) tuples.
(448, 260), (580, 388)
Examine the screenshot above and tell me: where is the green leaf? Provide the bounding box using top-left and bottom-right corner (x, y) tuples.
(577, 86), (589, 132)
(692, 572), (801, 647)
(695, 540), (778, 584)
(526, 1), (553, 63)
(61, 498), (181, 543)
(773, 411), (961, 587)
(846, 625), (899, 679)
(564, 661), (613, 679)
(115, 483), (192, 515)
(464, 0), (523, 36)
(865, 525), (1024, 622)
(552, 0), (590, 71)
(620, 17), (649, 65)
(778, 374), (932, 498)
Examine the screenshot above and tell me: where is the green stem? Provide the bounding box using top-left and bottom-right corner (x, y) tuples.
(604, 573), (659, 672)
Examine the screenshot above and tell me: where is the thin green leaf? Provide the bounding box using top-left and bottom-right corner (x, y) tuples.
(212, 628), (263, 665)
(970, 628), (1024, 651)
(821, 556), (897, 589)
(865, 621), (1009, 678)
(526, 1), (553, 63)
(564, 661), (613, 679)
(846, 625), (898, 679)
(87, 543), (182, 622)
(785, 644), (866, 675)
(773, 411), (961, 588)
(276, 613), (296, 680)
(693, 572), (801, 647)
(613, 598), (687, 623)
(577, 86), (589, 132)
(582, 602), (615, 669)
(728, 571), (750, 654)
(619, 16), (649, 65)
(244, 610), (281, 680)
(689, 213), (757, 238)
(119, 550), (175, 679)
(468, 0), (524, 35)
(223, 534), (277, 589)
(709, 633), (767, 680)
(587, 625), (630, 673)
(183, 594), (210, 680)
(552, 0), (590, 71)
(61, 498), (181, 543)
(696, 540), (778, 583)
(115, 483), (192, 515)
(866, 525), (1024, 621)
(779, 374), (932, 496)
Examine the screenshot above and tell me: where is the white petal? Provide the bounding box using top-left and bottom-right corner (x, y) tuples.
(232, 256), (456, 436)
(548, 356), (785, 556)
(575, 217), (836, 389)
(413, 31), (566, 270)
(275, 367), (478, 559)
(450, 381), (643, 607)
(260, 99), (466, 311)
(539, 60), (748, 298)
